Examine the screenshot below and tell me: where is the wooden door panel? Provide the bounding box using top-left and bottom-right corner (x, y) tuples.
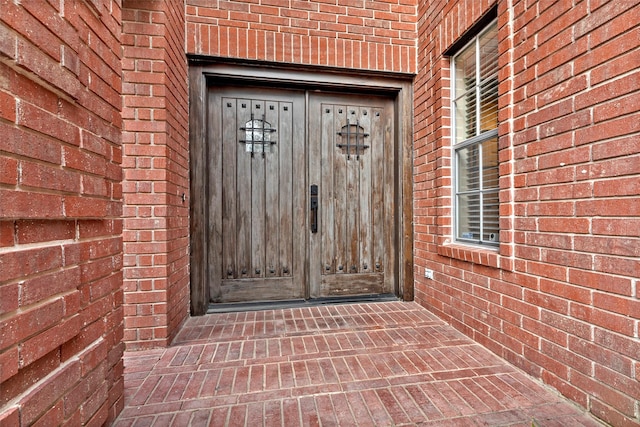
(309, 94), (396, 298)
(209, 88), (305, 303)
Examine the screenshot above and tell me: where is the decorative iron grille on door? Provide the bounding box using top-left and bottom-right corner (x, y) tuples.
(239, 113), (277, 157)
(336, 117), (369, 160)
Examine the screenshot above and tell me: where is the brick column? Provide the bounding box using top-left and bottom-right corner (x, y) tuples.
(121, 0), (189, 350)
(0, 1), (124, 424)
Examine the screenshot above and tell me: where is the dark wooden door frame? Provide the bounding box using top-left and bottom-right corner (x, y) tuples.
(189, 59), (414, 315)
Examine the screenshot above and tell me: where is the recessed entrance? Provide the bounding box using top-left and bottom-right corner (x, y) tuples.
(189, 63), (413, 314)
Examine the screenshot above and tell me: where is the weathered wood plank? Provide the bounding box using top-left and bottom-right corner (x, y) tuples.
(221, 98), (237, 281)
(320, 273), (384, 296)
(207, 88), (224, 302)
(264, 100), (280, 278)
(250, 101), (267, 279)
(382, 100), (396, 294)
(346, 106), (360, 275)
(320, 104), (335, 275)
(308, 97), (323, 297)
(189, 67), (208, 313)
(358, 106), (373, 274)
(333, 105), (348, 275)
(290, 95), (306, 294)
(371, 106), (385, 276)
(278, 102), (294, 278)
(220, 277), (299, 302)
(236, 99), (253, 279)
(400, 83), (414, 301)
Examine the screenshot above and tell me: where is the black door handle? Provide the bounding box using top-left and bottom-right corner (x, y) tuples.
(310, 185), (318, 233)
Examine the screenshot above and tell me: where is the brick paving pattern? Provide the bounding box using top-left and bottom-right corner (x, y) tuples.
(113, 302), (600, 426)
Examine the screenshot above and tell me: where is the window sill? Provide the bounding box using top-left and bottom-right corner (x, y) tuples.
(437, 241), (501, 269)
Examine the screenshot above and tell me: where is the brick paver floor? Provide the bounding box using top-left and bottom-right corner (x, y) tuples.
(113, 301), (601, 426)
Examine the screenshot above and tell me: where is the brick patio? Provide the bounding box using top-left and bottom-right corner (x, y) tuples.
(113, 302), (600, 426)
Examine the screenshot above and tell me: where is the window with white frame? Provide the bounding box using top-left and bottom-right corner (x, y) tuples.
(452, 21), (499, 246)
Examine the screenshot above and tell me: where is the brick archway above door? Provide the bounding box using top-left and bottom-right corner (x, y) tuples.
(188, 61), (415, 315)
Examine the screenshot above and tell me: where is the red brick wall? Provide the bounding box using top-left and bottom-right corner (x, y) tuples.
(414, 1), (640, 425)
(185, 0), (418, 73)
(0, 1), (124, 425)
(122, 0), (190, 350)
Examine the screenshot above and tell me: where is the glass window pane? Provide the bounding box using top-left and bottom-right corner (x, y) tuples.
(455, 47), (476, 99)
(479, 24), (498, 81)
(454, 93), (476, 143)
(479, 78), (498, 133)
(457, 193), (480, 241)
(457, 144), (480, 192)
(454, 44), (477, 144)
(482, 137), (499, 189)
(483, 190), (500, 243)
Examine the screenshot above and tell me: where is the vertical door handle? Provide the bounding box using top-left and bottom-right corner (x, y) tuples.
(310, 185), (318, 233)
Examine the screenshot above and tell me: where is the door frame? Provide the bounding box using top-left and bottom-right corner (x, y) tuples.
(189, 58), (414, 315)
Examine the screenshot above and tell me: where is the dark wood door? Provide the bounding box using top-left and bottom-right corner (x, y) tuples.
(308, 93), (396, 298)
(206, 87), (396, 304)
(207, 87), (306, 303)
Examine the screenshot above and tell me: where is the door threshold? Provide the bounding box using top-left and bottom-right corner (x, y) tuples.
(207, 294), (399, 314)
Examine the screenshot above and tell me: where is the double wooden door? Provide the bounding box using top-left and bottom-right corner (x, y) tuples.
(206, 86), (396, 304)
